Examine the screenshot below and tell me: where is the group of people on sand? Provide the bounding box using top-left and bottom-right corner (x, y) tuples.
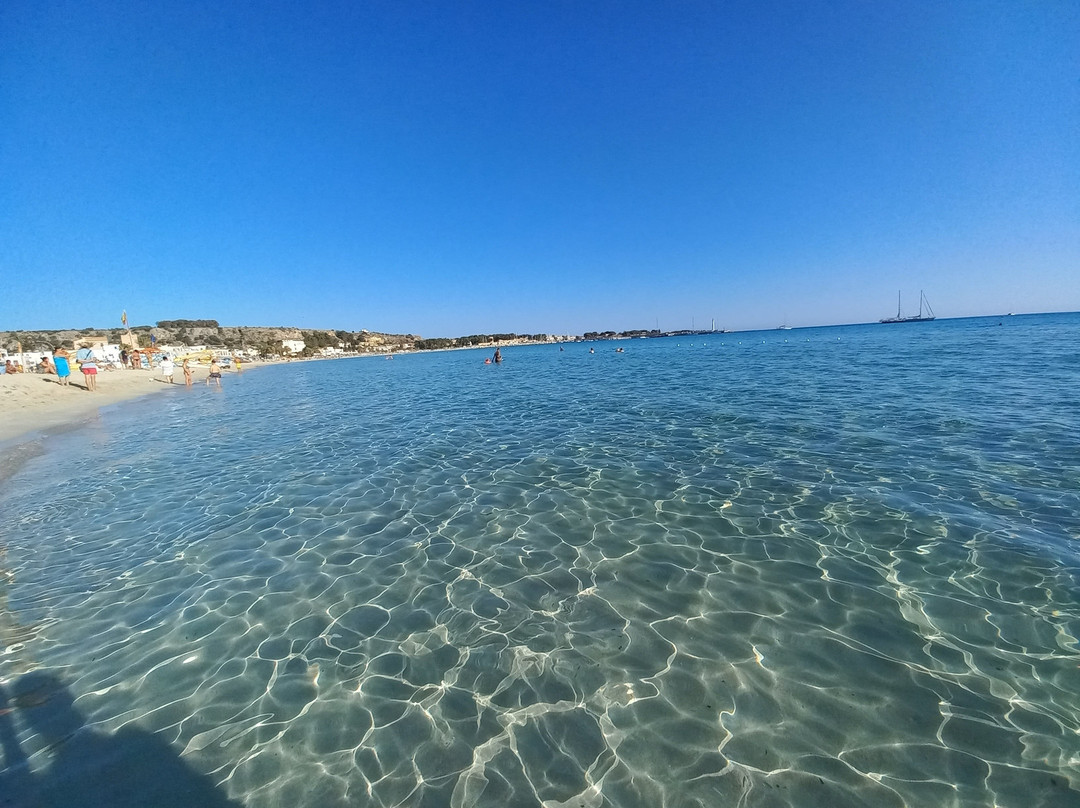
(0, 346), (104, 390)
(6, 345), (240, 391)
(8, 345), (93, 389)
(26, 345), (101, 390)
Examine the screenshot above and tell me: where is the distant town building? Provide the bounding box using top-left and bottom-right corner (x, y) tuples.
(282, 339), (305, 354)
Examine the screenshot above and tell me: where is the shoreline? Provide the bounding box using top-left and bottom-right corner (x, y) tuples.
(0, 363), (263, 447)
(0, 354), (389, 449)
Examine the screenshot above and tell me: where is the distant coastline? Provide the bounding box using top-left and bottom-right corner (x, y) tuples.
(4, 312), (1075, 367)
(2, 311), (1074, 466)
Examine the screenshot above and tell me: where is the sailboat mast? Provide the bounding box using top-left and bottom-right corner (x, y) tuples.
(881, 290), (934, 323)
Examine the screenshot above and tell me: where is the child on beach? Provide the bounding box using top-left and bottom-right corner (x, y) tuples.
(161, 355), (175, 384)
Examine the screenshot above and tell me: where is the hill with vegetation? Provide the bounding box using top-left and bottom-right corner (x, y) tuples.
(0, 321), (421, 357)
(0, 320), (582, 357)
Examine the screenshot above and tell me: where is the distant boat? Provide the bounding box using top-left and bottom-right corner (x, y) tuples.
(881, 290), (935, 323)
(776, 325), (791, 330)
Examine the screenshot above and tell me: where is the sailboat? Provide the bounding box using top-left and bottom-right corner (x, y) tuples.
(880, 290), (935, 323)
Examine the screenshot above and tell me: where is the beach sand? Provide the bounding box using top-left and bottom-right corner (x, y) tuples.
(0, 365), (224, 445)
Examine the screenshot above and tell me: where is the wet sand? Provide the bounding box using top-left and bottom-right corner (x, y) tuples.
(0, 365), (225, 445)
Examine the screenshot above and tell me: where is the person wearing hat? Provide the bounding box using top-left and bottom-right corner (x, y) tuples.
(75, 345), (98, 391)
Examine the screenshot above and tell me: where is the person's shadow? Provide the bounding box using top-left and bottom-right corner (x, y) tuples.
(39, 378), (88, 390)
(1, 673), (241, 808)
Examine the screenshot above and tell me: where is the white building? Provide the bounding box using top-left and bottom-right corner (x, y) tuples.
(73, 338), (122, 364)
(282, 339), (305, 354)
(156, 343), (199, 357)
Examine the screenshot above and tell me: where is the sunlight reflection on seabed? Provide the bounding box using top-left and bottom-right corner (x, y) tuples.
(2, 319), (1080, 807)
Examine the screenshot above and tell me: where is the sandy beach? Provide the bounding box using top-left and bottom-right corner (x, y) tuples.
(0, 364), (230, 445)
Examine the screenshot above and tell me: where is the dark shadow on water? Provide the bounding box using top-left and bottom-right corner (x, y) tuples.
(0, 442), (45, 485)
(0, 673), (241, 808)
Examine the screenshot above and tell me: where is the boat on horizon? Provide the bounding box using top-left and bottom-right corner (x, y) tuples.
(881, 290), (935, 323)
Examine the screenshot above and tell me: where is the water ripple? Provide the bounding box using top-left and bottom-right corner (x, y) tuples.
(2, 315), (1079, 807)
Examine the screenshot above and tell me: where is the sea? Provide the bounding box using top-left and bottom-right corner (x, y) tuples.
(1, 312), (1078, 808)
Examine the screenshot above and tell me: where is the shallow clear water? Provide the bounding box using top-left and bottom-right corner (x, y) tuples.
(2, 313), (1079, 807)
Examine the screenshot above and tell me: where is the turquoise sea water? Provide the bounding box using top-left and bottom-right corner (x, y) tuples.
(1, 313), (1079, 807)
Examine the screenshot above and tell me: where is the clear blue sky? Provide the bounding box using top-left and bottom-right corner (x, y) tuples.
(2, 0), (1077, 336)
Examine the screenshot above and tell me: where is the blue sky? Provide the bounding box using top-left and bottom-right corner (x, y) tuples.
(2, 1), (1077, 336)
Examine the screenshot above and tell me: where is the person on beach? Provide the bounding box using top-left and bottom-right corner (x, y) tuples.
(120, 349), (128, 367)
(53, 347), (72, 386)
(130, 350), (141, 370)
(40, 355), (56, 374)
(5, 360), (20, 374)
(182, 358), (193, 387)
(207, 358), (222, 387)
(160, 355), (175, 384)
(76, 346), (98, 391)
(232, 355), (242, 373)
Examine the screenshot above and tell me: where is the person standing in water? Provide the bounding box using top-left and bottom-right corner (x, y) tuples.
(493, 347), (502, 364)
(182, 358), (193, 387)
(207, 357), (222, 387)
